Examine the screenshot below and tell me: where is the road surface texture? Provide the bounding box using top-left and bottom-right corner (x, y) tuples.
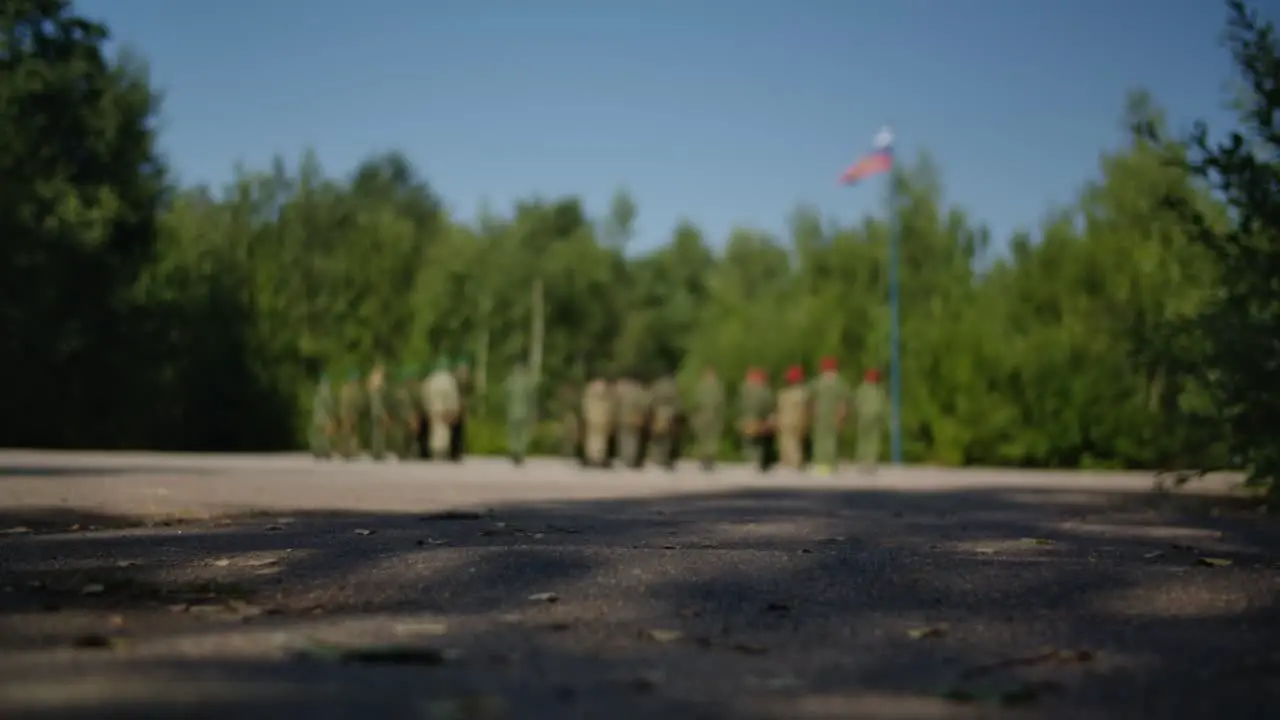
(0, 450), (1277, 720)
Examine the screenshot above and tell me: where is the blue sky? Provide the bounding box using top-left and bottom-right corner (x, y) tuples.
(79, 0), (1240, 252)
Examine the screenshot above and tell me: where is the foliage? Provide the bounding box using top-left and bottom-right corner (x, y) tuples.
(1, 0), (1272, 472)
(1145, 0), (1280, 497)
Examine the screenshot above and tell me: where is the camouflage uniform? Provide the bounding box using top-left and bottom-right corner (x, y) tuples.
(613, 374), (650, 468)
(423, 358), (461, 460)
(309, 374), (335, 459)
(775, 365), (810, 469)
(505, 363), (536, 464)
(691, 369), (725, 470)
(854, 368), (888, 472)
(646, 373), (681, 469)
(581, 377), (614, 467)
(737, 368), (775, 469)
(337, 370), (365, 459)
(451, 359), (473, 460)
(393, 365), (421, 459)
(554, 382), (583, 462)
(366, 364), (390, 460)
(809, 357), (852, 475)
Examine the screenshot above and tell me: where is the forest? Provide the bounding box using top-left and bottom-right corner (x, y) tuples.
(2, 1), (1277, 490)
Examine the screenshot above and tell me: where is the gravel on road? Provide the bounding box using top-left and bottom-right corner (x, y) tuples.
(0, 451), (1277, 720)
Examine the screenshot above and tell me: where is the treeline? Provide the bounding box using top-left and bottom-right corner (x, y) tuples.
(2, 0), (1277, 483)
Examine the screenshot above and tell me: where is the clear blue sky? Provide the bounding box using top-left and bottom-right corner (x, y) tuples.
(78, 0), (1240, 252)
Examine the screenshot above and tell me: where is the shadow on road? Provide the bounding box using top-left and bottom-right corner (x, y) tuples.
(0, 465), (215, 480)
(1, 485), (1278, 719)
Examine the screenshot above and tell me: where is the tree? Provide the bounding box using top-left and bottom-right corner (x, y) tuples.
(0, 0), (169, 447)
(1161, 0), (1280, 499)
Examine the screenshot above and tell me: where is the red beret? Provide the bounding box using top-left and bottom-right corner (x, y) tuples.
(785, 365), (805, 384)
(819, 356), (838, 372)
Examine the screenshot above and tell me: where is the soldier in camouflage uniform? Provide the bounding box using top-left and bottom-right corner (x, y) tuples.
(554, 381), (583, 463)
(309, 373), (335, 459)
(613, 370), (650, 469)
(504, 362), (536, 465)
(581, 374), (615, 468)
(366, 363), (391, 460)
(393, 364), (421, 459)
(337, 370), (365, 459)
(737, 368), (775, 470)
(854, 368), (888, 473)
(809, 356), (853, 476)
(775, 365), (810, 470)
(450, 358), (473, 461)
(423, 358), (461, 460)
(646, 371), (682, 470)
(691, 367), (725, 470)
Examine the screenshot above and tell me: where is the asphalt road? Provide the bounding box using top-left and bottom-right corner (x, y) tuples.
(0, 451), (1277, 720)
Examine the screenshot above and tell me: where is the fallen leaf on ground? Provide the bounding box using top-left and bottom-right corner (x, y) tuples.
(630, 671), (664, 693)
(762, 675), (801, 690)
(422, 510), (487, 521)
(297, 643), (452, 666)
(353, 528), (376, 536)
(999, 680), (1062, 706)
(79, 583), (105, 596)
(974, 548), (996, 555)
(528, 592), (559, 603)
(71, 633), (117, 649)
(1050, 649), (1095, 662)
(108, 614), (125, 628)
(907, 624), (950, 640)
(212, 558), (231, 567)
(394, 621), (448, 635)
(1143, 550), (1165, 559)
(958, 647), (1095, 679)
(421, 694), (507, 719)
(1196, 557), (1233, 567)
(642, 629), (684, 643)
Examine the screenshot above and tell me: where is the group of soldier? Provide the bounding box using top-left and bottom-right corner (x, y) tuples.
(310, 355), (888, 474)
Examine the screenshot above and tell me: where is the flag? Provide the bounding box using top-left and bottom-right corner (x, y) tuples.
(839, 126), (894, 185)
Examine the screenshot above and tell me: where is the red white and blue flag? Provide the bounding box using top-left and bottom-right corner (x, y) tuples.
(839, 126), (894, 185)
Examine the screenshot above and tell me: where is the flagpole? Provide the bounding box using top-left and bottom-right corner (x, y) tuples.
(842, 125), (903, 465)
(887, 173), (903, 466)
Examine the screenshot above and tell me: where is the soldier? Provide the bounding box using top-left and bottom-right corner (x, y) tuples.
(309, 373), (335, 459)
(504, 361), (536, 465)
(775, 365), (810, 470)
(854, 368), (889, 473)
(423, 358), (461, 461)
(691, 367), (725, 471)
(613, 370), (649, 468)
(810, 356), (853, 476)
(553, 382), (583, 463)
(366, 363), (391, 460)
(737, 367), (774, 470)
(581, 374), (614, 468)
(647, 371), (681, 470)
(451, 358), (473, 461)
(337, 370), (364, 459)
(393, 364), (421, 459)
